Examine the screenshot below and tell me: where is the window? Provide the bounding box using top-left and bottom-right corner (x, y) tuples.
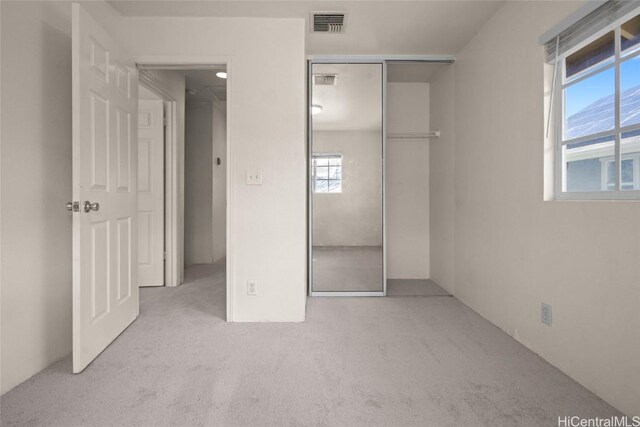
(312, 154), (342, 193)
(555, 10), (640, 199)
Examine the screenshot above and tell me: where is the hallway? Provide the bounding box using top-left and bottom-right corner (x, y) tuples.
(0, 261), (620, 426)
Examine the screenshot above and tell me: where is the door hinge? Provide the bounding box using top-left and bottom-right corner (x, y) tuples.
(163, 251), (167, 260)
(163, 116), (167, 127)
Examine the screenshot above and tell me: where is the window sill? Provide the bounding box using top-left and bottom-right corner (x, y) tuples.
(552, 190), (640, 201)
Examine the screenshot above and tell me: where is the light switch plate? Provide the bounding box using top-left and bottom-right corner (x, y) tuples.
(246, 169), (263, 185)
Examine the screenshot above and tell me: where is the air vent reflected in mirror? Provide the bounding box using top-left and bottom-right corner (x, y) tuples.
(313, 74), (338, 86)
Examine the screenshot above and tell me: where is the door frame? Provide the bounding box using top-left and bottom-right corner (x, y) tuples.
(137, 56), (233, 321)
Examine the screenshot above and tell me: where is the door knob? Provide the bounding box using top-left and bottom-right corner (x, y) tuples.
(83, 201), (100, 213)
(67, 201), (80, 212)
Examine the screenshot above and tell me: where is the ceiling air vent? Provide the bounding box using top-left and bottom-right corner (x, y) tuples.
(313, 74), (338, 86)
(311, 12), (346, 33)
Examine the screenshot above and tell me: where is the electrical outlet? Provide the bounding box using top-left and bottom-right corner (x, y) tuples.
(247, 280), (258, 296)
(541, 303), (552, 326)
(246, 169), (263, 185)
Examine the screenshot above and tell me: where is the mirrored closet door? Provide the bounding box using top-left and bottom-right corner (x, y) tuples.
(309, 62), (385, 295)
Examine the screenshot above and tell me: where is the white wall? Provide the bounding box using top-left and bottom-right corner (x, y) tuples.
(387, 83), (430, 279)
(212, 102), (227, 263)
(429, 69), (455, 292)
(0, 0), (74, 396)
(184, 100), (227, 266)
(185, 102), (213, 265)
(122, 16), (307, 322)
(312, 131), (383, 247)
(430, 1), (640, 415)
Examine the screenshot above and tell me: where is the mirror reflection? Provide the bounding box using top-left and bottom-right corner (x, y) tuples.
(311, 63), (384, 293)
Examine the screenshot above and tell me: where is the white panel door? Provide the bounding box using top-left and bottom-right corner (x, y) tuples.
(137, 100), (165, 287)
(72, 4), (139, 373)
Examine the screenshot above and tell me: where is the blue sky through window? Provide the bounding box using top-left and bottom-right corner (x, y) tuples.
(565, 68), (614, 117)
(621, 56), (640, 92)
(621, 56), (640, 128)
(566, 57), (640, 119)
(564, 56), (640, 140)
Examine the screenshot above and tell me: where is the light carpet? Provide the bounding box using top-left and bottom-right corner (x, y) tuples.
(386, 279), (451, 297)
(0, 260), (621, 426)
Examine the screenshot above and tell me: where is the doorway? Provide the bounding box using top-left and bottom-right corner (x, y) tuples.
(183, 70), (227, 269)
(136, 66), (228, 314)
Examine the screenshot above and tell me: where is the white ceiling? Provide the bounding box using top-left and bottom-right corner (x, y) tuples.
(312, 63), (382, 131)
(109, 1), (504, 55)
(182, 68), (227, 103)
(117, 1), (494, 128)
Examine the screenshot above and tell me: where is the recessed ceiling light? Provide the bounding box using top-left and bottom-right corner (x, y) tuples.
(311, 104), (323, 115)
(216, 72), (228, 79)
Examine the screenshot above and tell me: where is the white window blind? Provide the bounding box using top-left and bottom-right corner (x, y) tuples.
(542, 0), (640, 63)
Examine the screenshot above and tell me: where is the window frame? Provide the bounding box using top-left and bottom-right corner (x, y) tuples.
(312, 153), (343, 194)
(554, 8), (640, 200)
